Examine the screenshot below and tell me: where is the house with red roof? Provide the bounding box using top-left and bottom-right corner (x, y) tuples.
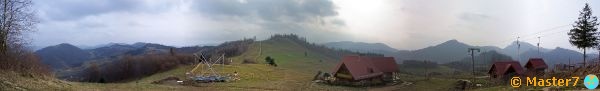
(367, 57), (399, 81)
(488, 61), (524, 81)
(331, 55), (399, 85)
(524, 58), (548, 77)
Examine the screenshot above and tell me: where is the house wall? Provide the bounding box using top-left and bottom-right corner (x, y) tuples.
(525, 69), (545, 78)
(381, 72), (396, 82)
(489, 72), (519, 84)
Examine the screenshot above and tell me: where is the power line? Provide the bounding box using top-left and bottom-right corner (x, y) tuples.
(518, 24), (571, 40)
(518, 29), (570, 43)
(475, 24), (572, 46)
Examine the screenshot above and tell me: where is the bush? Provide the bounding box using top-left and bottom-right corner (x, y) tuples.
(0, 44), (51, 76)
(265, 56), (277, 67)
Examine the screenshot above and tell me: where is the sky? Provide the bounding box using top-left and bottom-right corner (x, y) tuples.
(29, 0), (600, 52)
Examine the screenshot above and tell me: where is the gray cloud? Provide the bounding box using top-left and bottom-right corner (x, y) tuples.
(190, 0), (346, 43)
(34, 0), (141, 21)
(31, 0), (347, 48)
(30, 0), (600, 53)
(194, 0), (338, 22)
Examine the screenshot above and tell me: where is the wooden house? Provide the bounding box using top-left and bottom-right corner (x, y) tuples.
(524, 58), (547, 77)
(331, 55), (399, 85)
(488, 61), (524, 82)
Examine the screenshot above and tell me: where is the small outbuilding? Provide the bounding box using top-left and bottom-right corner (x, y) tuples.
(524, 58), (547, 77)
(488, 61), (524, 81)
(331, 55), (399, 85)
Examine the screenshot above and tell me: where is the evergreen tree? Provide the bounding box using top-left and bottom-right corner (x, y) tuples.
(568, 3), (599, 67)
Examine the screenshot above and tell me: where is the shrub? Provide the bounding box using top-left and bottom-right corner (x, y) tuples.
(0, 44), (51, 76)
(265, 56), (277, 67)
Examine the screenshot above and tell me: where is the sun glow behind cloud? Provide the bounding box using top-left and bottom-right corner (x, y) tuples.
(333, 0), (411, 48)
(332, 0), (600, 52)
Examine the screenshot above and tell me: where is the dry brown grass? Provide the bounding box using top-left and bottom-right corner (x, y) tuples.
(0, 71), (70, 91)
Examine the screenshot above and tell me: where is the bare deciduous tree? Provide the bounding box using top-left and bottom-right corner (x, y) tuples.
(0, 0), (36, 56)
(0, 0), (45, 75)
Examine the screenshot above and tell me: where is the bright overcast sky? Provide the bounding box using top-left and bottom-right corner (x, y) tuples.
(29, 0), (600, 52)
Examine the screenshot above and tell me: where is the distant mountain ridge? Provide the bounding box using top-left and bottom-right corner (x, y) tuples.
(323, 41), (399, 55)
(35, 42), (204, 70)
(393, 39), (502, 63)
(325, 39), (592, 68)
(35, 43), (92, 69)
(88, 43), (137, 59)
(502, 41), (551, 60)
(40, 39), (594, 71)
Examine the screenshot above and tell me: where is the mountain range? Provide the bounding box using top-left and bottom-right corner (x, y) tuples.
(35, 42), (205, 70)
(324, 39), (595, 68)
(323, 41), (399, 55)
(38, 38), (595, 71)
(35, 43), (92, 69)
(445, 50), (513, 71)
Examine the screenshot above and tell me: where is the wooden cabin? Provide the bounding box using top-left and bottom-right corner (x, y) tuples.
(331, 55), (399, 85)
(368, 57), (399, 82)
(524, 58), (547, 77)
(488, 61), (524, 82)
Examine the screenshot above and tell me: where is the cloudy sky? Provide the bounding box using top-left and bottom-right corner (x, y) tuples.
(29, 0), (600, 52)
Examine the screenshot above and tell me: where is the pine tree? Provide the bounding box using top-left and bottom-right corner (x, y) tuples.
(568, 3), (599, 67)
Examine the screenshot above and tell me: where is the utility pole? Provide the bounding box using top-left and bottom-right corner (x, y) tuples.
(569, 57), (572, 70)
(468, 48), (480, 76)
(537, 37), (541, 57)
(517, 37), (521, 61)
(424, 60), (429, 80)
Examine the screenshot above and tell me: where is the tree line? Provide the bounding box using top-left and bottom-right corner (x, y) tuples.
(80, 39), (256, 83)
(82, 54), (195, 83)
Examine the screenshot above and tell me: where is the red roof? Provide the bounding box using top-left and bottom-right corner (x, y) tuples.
(331, 55), (398, 80)
(525, 58), (548, 70)
(368, 57), (399, 73)
(488, 61), (524, 75)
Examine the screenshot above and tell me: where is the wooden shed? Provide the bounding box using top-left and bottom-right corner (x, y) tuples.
(331, 55), (399, 85)
(524, 58), (547, 77)
(488, 61), (524, 81)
